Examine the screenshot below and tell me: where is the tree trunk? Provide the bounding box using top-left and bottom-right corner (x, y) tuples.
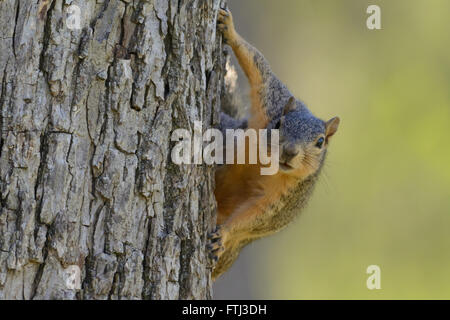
(0, 0), (224, 300)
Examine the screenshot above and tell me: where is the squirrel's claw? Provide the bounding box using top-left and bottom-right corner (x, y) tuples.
(217, 8), (235, 44)
(208, 226), (222, 240)
(207, 226), (225, 265)
(218, 8), (230, 18)
(217, 9), (232, 26)
(208, 243), (222, 263)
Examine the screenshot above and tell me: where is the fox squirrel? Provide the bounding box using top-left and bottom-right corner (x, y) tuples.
(209, 8), (340, 280)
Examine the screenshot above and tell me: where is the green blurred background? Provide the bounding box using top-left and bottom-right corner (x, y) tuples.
(214, 0), (450, 299)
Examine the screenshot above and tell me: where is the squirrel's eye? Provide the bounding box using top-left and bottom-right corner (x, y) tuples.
(315, 137), (325, 149)
(274, 120), (281, 130)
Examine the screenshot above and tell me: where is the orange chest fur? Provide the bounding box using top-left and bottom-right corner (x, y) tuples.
(215, 164), (299, 224)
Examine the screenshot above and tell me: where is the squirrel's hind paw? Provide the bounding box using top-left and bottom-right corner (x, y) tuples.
(207, 226), (225, 265)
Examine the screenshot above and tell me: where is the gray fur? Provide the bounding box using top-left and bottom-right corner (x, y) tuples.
(282, 111), (326, 144)
(219, 112), (248, 134)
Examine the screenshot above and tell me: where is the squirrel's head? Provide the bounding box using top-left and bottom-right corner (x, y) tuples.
(270, 97), (340, 177)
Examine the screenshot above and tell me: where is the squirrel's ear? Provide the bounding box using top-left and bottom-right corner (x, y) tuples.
(282, 97), (297, 115)
(325, 117), (340, 139)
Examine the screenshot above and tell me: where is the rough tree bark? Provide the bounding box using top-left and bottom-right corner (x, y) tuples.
(0, 0), (225, 299)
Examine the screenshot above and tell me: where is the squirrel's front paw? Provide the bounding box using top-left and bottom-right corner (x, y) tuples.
(207, 226), (225, 265)
(217, 8), (236, 44)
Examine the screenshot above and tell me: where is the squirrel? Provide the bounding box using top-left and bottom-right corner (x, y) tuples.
(209, 8), (340, 281)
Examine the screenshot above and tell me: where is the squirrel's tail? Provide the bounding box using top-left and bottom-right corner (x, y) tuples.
(219, 112), (247, 134)
(220, 51), (247, 122)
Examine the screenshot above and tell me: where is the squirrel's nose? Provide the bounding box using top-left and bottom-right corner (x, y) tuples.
(282, 144), (299, 162)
